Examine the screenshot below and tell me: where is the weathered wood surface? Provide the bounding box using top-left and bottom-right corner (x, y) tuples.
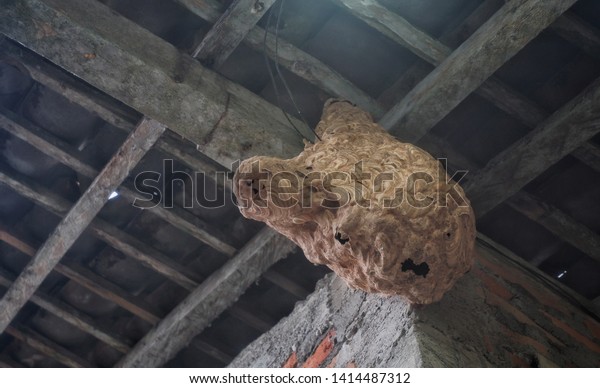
(507, 192), (600, 264)
(572, 142), (600, 174)
(179, 0), (385, 117)
(4, 325), (93, 368)
(464, 76), (600, 216)
(117, 227), (296, 367)
(333, 0), (451, 65)
(0, 269), (131, 354)
(192, 0), (276, 68)
(377, 0), (577, 141)
(551, 12), (600, 61)
(0, 117), (164, 333)
(0, 227), (163, 324)
(0, 0), (308, 167)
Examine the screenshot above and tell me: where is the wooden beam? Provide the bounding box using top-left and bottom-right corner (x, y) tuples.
(0, 107), (236, 256)
(551, 12), (600, 62)
(377, 0), (577, 141)
(177, 0), (385, 117)
(332, 0), (451, 65)
(0, 117), (165, 333)
(4, 325), (93, 367)
(0, 165), (201, 292)
(116, 227), (296, 367)
(0, 39), (229, 189)
(0, 269), (131, 354)
(0, 227), (163, 324)
(506, 192), (600, 264)
(263, 270), (310, 299)
(464, 76), (600, 217)
(571, 142), (600, 174)
(192, 0), (276, 67)
(0, 0), (307, 167)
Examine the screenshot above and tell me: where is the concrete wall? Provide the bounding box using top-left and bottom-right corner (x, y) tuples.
(231, 237), (600, 367)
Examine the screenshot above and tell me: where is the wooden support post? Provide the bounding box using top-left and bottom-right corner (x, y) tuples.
(376, 0), (577, 141)
(192, 0), (276, 68)
(0, 117), (165, 334)
(116, 227), (296, 367)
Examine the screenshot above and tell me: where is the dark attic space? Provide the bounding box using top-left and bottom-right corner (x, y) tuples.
(0, 0), (598, 368)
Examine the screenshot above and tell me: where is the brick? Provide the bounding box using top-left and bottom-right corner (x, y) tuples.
(474, 266), (513, 300)
(543, 312), (600, 354)
(302, 329), (336, 368)
(282, 352), (298, 368)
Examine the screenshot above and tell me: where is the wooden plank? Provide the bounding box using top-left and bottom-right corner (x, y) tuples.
(506, 192), (600, 264)
(0, 269), (131, 353)
(0, 227), (163, 324)
(551, 12), (600, 61)
(377, 0), (577, 141)
(332, 0), (451, 65)
(464, 76), (600, 217)
(192, 0), (276, 67)
(263, 270), (309, 299)
(0, 39), (232, 190)
(0, 117), (165, 333)
(176, 0), (385, 117)
(571, 142), (600, 174)
(0, 165), (203, 293)
(4, 325), (93, 368)
(116, 227), (296, 367)
(193, 338), (233, 364)
(0, 0), (307, 167)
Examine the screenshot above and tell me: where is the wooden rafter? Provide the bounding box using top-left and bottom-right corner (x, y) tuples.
(177, 0), (385, 117)
(0, 107), (236, 256)
(117, 227), (296, 367)
(0, 117), (165, 333)
(0, 269), (131, 354)
(4, 325), (93, 368)
(375, 0), (577, 141)
(506, 192), (600, 264)
(464, 77), (600, 216)
(192, 0), (276, 68)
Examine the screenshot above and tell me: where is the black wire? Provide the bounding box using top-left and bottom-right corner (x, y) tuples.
(262, 0), (321, 142)
(273, 0), (321, 141)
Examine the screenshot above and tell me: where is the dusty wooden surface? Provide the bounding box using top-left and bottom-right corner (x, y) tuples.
(0, 118), (164, 333)
(378, 0), (577, 141)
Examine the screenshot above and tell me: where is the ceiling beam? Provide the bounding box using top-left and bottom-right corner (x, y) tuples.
(0, 117), (165, 334)
(0, 107), (236, 257)
(0, 269), (131, 354)
(506, 192), (600, 264)
(177, 0), (384, 117)
(0, 0), (307, 167)
(0, 165), (202, 291)
(0, 227), (164, 324)
(374, 0), (577, 141)
(551, 12), (600, 62)
(116, 227), (296, 367)
(4, 325), (92, 367)
(332, 0), (451, 65)
(571, 142), (600, 174)
(0, 227), (246, 365)
(464, 76), (600, 217)
(192, 0), (276, 68)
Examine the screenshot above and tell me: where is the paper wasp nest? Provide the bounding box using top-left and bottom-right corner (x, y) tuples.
(234, 100), (476, 304)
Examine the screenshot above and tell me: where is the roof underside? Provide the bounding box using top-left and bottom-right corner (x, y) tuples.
(0, 0), (599, 367)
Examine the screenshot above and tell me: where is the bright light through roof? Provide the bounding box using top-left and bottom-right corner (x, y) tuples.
(108, 191), (119, 200)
